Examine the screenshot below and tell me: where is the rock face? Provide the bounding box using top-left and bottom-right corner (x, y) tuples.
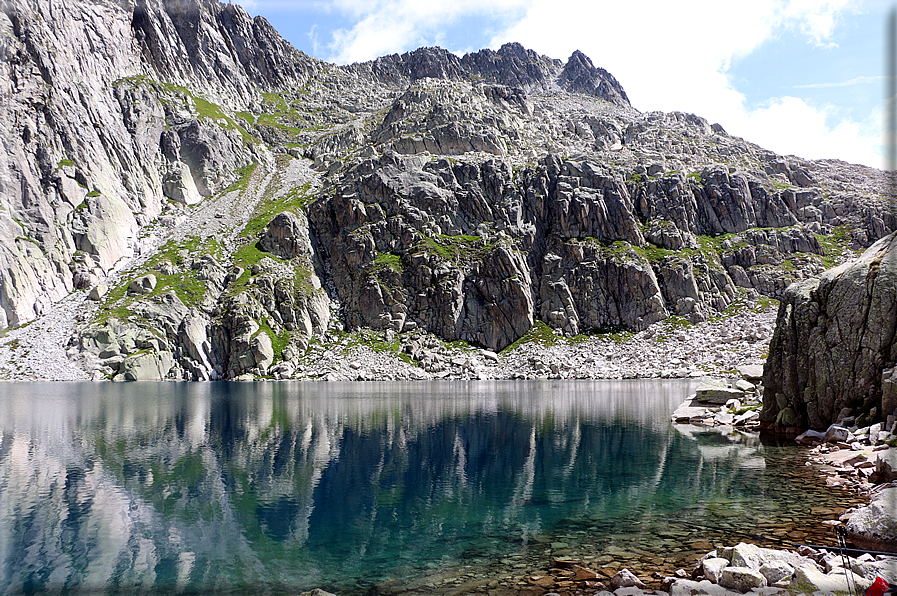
(846, 487), (897, 553)
(0, 0), (892, 379)
(761, 232), (897, 430)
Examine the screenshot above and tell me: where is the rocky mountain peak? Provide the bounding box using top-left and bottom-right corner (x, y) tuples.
(559, 49), (631, 108)
(459, 42), (562, 90)
(361, 42), (625, 105)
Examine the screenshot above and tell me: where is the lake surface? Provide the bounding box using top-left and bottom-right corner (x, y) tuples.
(0, 380), (859, 595)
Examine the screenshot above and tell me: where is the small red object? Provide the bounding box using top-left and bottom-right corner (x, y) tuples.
(866, 576), (890, 596)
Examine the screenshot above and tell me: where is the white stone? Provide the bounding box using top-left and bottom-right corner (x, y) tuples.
(480, 349), (499, 362)
(795, 430), (826, 445)
(251, 332), (274, 371)
(735, 379), (755, 392)
(824, 425), (851, 443)
(846, 487), (897, 549)
(114, 351), (175, 381)
(702, 557), (729, 583)
(609, 568), (647, 590)
(759, 560), (794, 585)
(790, 562), (871, 593)
(725, 398), (741, 410)
(695, 381), (745, 404)
(613, 587), (645, 596)
(719, 566), (767, 591)
(127, 274), (157, 295)
(669, 579), (730, 595)
(734, 410), (760, 425)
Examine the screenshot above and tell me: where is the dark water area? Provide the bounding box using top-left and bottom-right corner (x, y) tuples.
(0, 380), (861, 594)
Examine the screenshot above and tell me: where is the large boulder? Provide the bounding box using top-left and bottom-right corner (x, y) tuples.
(717, 567), (766, 591)
(846, 487), (897, 553)
(260, 211), (315, 260)
(761, 232), (897, 430)
(127, 274), (157, 295)
(115, 351), (175, 381)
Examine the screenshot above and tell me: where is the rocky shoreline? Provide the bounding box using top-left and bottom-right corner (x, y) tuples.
(362, 443), (896, 596)
(466, 382), (897, 596)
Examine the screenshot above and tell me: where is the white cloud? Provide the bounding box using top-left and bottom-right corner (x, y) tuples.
(726, 96), (882, 167)
(794, 75), (883, 88)
(308, 24), (321, 57)
(323, 0), (530, 64)
(780, 0), (859, 45)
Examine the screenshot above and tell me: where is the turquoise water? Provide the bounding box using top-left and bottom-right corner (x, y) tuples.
(0, 380), (851, 594)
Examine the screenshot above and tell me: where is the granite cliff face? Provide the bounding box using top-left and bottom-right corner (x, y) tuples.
(0, 0), (892, 384)
(761, 232), (897, 431)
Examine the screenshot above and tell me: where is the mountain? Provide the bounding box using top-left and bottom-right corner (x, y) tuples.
(0, 0), (892, 382)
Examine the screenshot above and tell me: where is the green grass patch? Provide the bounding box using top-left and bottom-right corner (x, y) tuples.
(652, 316), (694, 342)
(255, 323), (290, 363)
(814, 224), (856, 267)
(372, 252), (404, 274)
(183, 91), (254, 143)
(261, 91), (292, 113)
(501, 320), (558, 353)
(224, 162), (258, 194)
(340, 328), (404, 357)
(414, 234), (496, 264)
(633, 242), (676, 263)
(115, 76), (257, 144)
(226, 243), (268, 294)
(239, 181), (314, 240)
(93, 236), (221, 324)
(236, 111), (256, 125)
(255, 113), (304, 134)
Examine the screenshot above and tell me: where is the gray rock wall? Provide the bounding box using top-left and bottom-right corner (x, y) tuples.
(0, 0), (285, 329)
(761, 232), (897, 430)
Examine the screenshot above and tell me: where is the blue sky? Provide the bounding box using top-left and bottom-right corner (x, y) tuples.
(240, 0), (888, 168)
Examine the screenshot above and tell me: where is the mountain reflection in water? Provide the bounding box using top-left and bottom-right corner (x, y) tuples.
(0, 380), (820, 594)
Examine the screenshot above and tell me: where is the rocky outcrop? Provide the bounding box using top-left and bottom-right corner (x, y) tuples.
(309, 152), (674, 350)
(558, 49), (630, 107)
(847, 487), (897, 553)
(761, 232), (897, 430)
(357, 43), (630, 108)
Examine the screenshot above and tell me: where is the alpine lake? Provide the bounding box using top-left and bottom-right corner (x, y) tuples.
(0, 380), (863, 595)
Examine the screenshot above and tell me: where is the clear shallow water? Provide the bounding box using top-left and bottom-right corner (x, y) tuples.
(0, 380), (857, 595)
